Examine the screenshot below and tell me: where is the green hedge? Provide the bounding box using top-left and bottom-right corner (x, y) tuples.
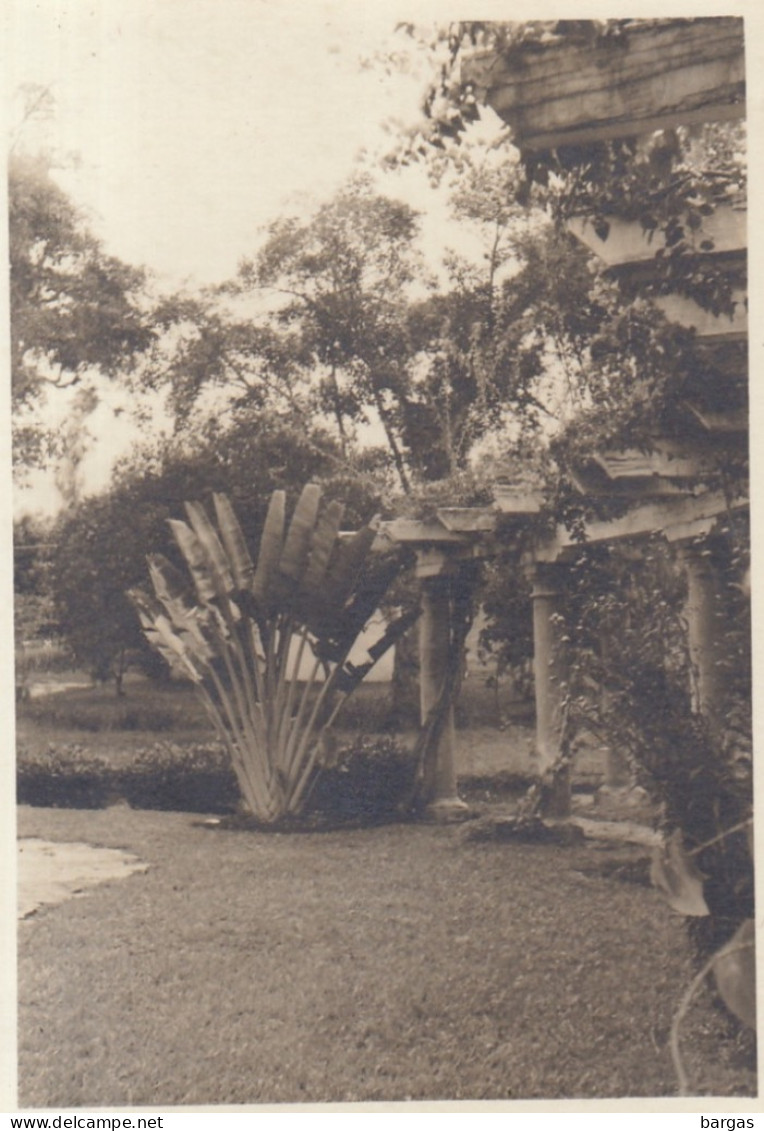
(17, 737), (417, 823)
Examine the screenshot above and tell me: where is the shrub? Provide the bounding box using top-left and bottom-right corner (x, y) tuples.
(17, 740), (238, 813)
(305, 736), (417, 824)
(561, 537), (753, 957)
(17, 743), (114, 809)
(17, 735), (416, 823)
(124, 742), (239, 812)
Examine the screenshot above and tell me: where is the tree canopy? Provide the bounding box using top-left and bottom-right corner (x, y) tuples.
(9, 152), (154, 469)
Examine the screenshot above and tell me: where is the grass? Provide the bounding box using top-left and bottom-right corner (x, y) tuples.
(16, 676), (755, 1104)
(18, 805), (756, 1106)
(15, 675), (588, 786)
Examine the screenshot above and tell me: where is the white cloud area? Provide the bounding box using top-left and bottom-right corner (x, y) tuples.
(9, 0), (447, 287)
(8, 0), (510, 516)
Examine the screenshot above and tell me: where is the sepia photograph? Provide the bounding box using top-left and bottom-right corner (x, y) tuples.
(6, 1), (757, 1111)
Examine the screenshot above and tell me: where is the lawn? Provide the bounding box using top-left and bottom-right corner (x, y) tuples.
(18, 804), (755, 1106)
(16, 677), (756, 1105)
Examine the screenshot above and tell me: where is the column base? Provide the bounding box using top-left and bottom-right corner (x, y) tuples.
(424, 796), (472, 823)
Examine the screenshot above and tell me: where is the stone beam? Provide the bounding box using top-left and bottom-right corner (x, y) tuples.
(535, 491), (746, 561)
(568, 205), (745, 268)
(464, 18), (744, 151)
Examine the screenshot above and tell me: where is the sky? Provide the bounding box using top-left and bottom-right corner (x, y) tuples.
(7, 0), (474, 289)
(7, 0), (761, 519)
(6, 0), (505, 516)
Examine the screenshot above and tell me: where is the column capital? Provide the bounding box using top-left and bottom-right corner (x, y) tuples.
(527, 560), (567, 598)
(674, 535), (723, 580)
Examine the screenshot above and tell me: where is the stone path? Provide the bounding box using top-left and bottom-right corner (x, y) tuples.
(18, 838), (148, 920)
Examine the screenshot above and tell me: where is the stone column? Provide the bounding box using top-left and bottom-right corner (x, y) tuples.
(677, 538), (728, 732)
(530, 562), (570, 816)
(419, 573), (468, 817)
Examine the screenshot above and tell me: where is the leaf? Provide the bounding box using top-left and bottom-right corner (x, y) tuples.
(213, 493), (255, 591)
(592, 217), (610, 242)
(146, 556), (215, 661)
(322, 524), (377, 612)
(252, 489), (286, 604)
(650, 829), (710, 917)
(366, 602), (422, 662)
(168, 519), (216, 606)
(126, 586), (163, 626)
(184, 500), (235, 597)
(335, 553), (404, 645)
(146, 553), (188, 606)
(299, 500), (345, 597)
(279, 483), (322, 582)
(712, 919), (756, 1029)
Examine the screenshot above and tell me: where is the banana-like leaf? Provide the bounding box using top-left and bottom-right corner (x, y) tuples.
(127, 586), (164, 625)
(329, 604), (421, 695)
(279, 483), (322, 582)
(147, 556), (215, 661)
(366, 602), (421, 662)
(712, 918), (756, 1030)
(299, 500), (345, 597)
(650, 829), (710, 917)
(152, 613), (207, 683)
(253, 489), (286, 604)
(320, 524), (377, 617)
(146, 553), (189, 605)
(335, 553), (405, 644)
(213, 492), (255, 591)
(168, 519), (217, 606)
(184, 501), (235, 598)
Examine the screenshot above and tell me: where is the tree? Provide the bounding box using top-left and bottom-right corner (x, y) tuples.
(132, 485), (418, 823)
(400, 155), (607, 480)
(141, 292), (315, 430)
(13, 514), (62, 700)
(46, 411), (382, 691)
(237, 176), (425, 491)
(9, 152), (154, 469)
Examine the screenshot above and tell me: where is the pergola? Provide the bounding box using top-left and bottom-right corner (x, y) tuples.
(385, 18), (748, 817)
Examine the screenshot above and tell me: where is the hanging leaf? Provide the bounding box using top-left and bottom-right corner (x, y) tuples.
(650, 829), (710, 917)
(366, 602), (422, 662)
(146, 552), (189, 605)
(147, 557), (216, 661)
(335, 553), (405, 646)
(712, 919), (756, 1030)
